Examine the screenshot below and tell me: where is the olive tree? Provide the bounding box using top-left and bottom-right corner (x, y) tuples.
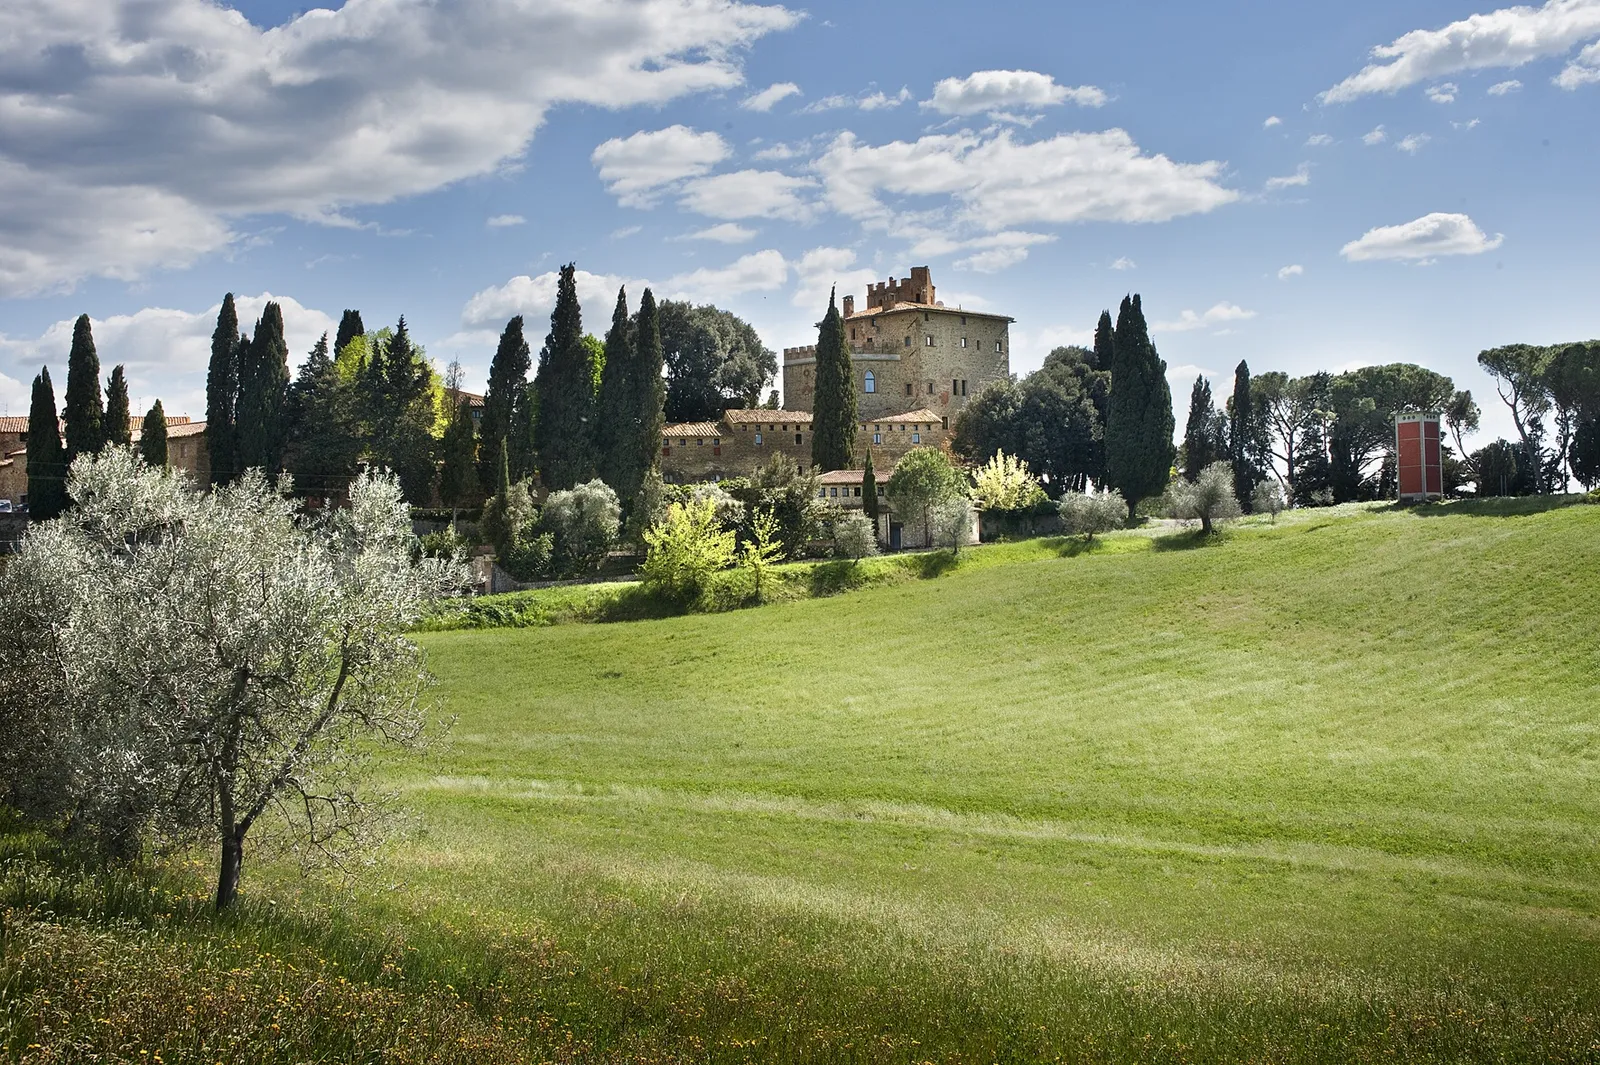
(1057, 488), (1127, 542)
(0, 448), (463, 909)
(930, 498), (976, 555)
(886, 447), (964, 548)
(1251, 479), (1286, 522)
(1166, 461), (1242, 534)
(541, 479), (622, 576)
(833, 510), (879, 562)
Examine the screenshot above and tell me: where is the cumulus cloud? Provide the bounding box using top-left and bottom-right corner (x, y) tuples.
(1340, 212), (1504, 261)
(812, 128), (1238, 233)
(591, 126), (732, 208)
(741, 82), (801, 112)
(1153, 303), (1258, 333)
(1265, 163), (1311, 190)
(1279, 264), (1304, 279)
(0, 294), (335, 420)
(461, 269), (650, 329)
(1263, 115), (1283, 128)
(1305, 134), (1334, 147)
(1363, 125), (1389, 145)
(1488, 78), (1525, 93)
(923, 70), (1107, 115)
(1320, 0), (1600, 103)
(487, 215), (526, 228)
(946, 232), (1057, 273)
(666, 249), (789, 299)
(686, 222), (758, 243)
(0, 370), (31, 418)
(1427, 81), (1460, 102)
(678, 169), (820, 222)
(1397, 133), (1432, 153)
(0, 0), (797, 294)
(789, 246), (880, 312)
(1558, 39), (1600, 84)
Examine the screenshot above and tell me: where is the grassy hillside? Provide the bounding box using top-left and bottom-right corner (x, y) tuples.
(6, 500), (1600, 1063)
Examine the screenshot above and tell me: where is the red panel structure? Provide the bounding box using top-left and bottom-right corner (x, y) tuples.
(1395, 413), (1443, 501)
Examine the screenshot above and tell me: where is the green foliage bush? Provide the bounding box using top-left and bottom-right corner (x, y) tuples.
(1057, 488), (1127, 541)
(539, 479), (621, 576)
(639, 498), (736, 601)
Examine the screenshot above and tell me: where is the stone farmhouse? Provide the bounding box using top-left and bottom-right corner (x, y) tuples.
(0, 415), (210, 510)
(659, 267), (1012, 487)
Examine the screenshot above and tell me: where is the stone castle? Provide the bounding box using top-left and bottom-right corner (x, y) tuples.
(659, 267), (1013, 486)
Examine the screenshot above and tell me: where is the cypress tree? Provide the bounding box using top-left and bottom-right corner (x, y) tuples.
(1104, 294), (1175, 519)
(438, 396), (479, 514)
(206, 293), (241, 485)
(236, 302), (291, 475)
(140, 399), (169, 468)
(63, 314), (104, 461)
(532, 264), (599, 490)
(809, 286), (856, 472)
(632, 287), (667, 489)
(862, 449), (880, 523)
(1228, 359), (1261, 509)
(369, 318), (438, 503)
(25, 367), (68, 521)
(480, 316), (532, 492)
(1091, 309), (1115, 372)
(287, 333), (361, 496)
(1182, 376), (1221, 481)
(104, 365), (132, 448)
(334, 310), (366, 356)
(596, 287), (636, 495)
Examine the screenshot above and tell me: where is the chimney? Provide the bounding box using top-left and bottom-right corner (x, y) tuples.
(842, 295), (855, 317)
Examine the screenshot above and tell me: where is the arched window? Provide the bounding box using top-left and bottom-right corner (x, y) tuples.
(864, 370), (876, 393)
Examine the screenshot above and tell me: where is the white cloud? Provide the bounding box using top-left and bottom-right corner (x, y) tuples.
(950, 232), (1057, 273)
(1363, 125), (1389, 145)
(0, 0), (798, 295)
(1453, 117), (1483, 129)
(1397, 133), (1432, 153)
(799, 94), (854, 113)
(858, 88), (913, 110)
(591, 126), (731, 208)
(0, 370), (30, 418)
(1153, 302), (1258, 333)
(1305, 134), (1334, 146)
(1265, 163), (1311, 190)
(461, 269), (649, 329)
(799, 87), (911, 114)
(679, 169), (819, 222)
(812, 128), (1239, 233)
(1340, 212), (1504, 261)
(1320, 0), (1600, 103)
(1111, 257), (1137, 271)
(1558, 39), (1600, 84)
(1427, 81), (1460, 103)
(1263, 115), (1283, 128)
(610, 225), (643, 239)
(790, 246), (880, 312)
(924, 70), (1107, 115)
(1488, 78), (1525, 93)
(686, 222), (758, 243)
(741, 82), (802, 112)
(0, 294), (334, 421)
(1278, 264), (1304, 279)
(667, 249), (789, 300)
(487, 214), (526, 228)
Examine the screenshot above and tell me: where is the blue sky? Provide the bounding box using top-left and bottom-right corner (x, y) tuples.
(2, 0), (1598, 448)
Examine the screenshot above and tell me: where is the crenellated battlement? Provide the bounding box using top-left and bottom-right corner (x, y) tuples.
(861, 266), (937, 312)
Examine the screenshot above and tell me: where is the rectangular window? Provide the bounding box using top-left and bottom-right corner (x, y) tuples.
(663, 446), (671, 457)
(928, 382), (934, 394)
(912, 433), (921, 444)
(952, 379), (958, 395)
(960, 337), (968, 348)
(996, 340), (1003, 352)
(713, 446), (721, 456)
(713, 438), (721, 446)
(755, 432), (763, 445)
(941, 416), (948, 430)
(830, 487), (838, 497)
(925, 335), (934, 346)
(876, 486), (885, 498)
(795, 433), (803, 445)
(818, 487), (827, 498)
(904, 336), (911, 347)
(961, 315), (967, 325)
(696, 439), (703, 446)
(853, 487), (861, 497)
(872, 432), (881, 444)
(904, 382), (913, 396)
(961, 380), (968, 396)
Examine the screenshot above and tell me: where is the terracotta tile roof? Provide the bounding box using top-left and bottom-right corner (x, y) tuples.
(844, 303), (1013, 322)
(722, 408), (813, 424)
(875, 409), (941, 424)
(817, 468), (887, 484)
(662, 422), (722, 438)
(0, 417), (29, 434)
(129, 420), (206, 443)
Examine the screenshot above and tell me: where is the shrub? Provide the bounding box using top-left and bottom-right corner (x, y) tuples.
(970, 451), (1045, 515)
(418, 528), (468, 560)
(639, 498), (736, 600)
(1166, 461), (1242, 534)
(499, 530), (554, 581)
(481, 478), (537, 555)
(1251, 480), (1286, 522)
(833, 511), (879, 561)
(740, 507), (785, 602)
(540, 479), (621, 576)
(1057, 488), (1126, 542)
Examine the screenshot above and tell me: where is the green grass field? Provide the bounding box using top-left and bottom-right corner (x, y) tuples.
(6, 500), (1600, 1063)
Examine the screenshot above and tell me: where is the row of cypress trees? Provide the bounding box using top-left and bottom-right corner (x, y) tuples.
(24, 315), (170, 521)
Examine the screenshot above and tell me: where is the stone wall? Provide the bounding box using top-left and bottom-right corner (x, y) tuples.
(659, 410), (949, 483)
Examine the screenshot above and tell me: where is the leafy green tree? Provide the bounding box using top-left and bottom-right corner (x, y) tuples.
(952, 347), (1104, 495)
(1165, 461), (1241, 534)
(1091, 310), (1114, 371)
(541, 480), (621, 576)
(63, 314), (105, 461)
(206, 294), (242, 485)
(1105, 295), (1175, 519)
(833, 511), (878, 562)
(659, 300), (777, 421)
(640, 497), (736, 600)
(1473, 439), (1523, 497)
(1323, 364), (1456, 501)
(740, 507), (786, 601)
(596, 286), (667, 512)
(479, 316), (532, 491)
(1254, 372), (1315, 497)
(970, 451), (1044, 515)
(887, 447), (964, 547)
(25, 367), (68, 521)
(1182, 376), (1224, 481)
(334, 310), (366, 358)
(1251, 479), (1285, 521)
(723, 456), (828, 557)
(1477, 345), (1552, 493)
(1057, 488), (1126, 542)
(1570, 417), (1600, 488)
(140, 400), (169, 469)
(1228, 360), (1267, 508)
(367, 318), (439, 503)
(1544, 342), (1600, 490)
(930, 498), (975, 555)
(862, 450), (881, 523)
(102, 365), (132, 449)
(809, 287), (857, 472)
(533, 264), (600, 490)
(235, 302), (291, 475)
(438, 394), (479, 518)
(286, 333), (361, 497)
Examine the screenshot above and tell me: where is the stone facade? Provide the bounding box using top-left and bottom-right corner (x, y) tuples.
(660, 408), (947, 484)
(0, 416), (209, 508)
(783, 267), (1012, 422)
